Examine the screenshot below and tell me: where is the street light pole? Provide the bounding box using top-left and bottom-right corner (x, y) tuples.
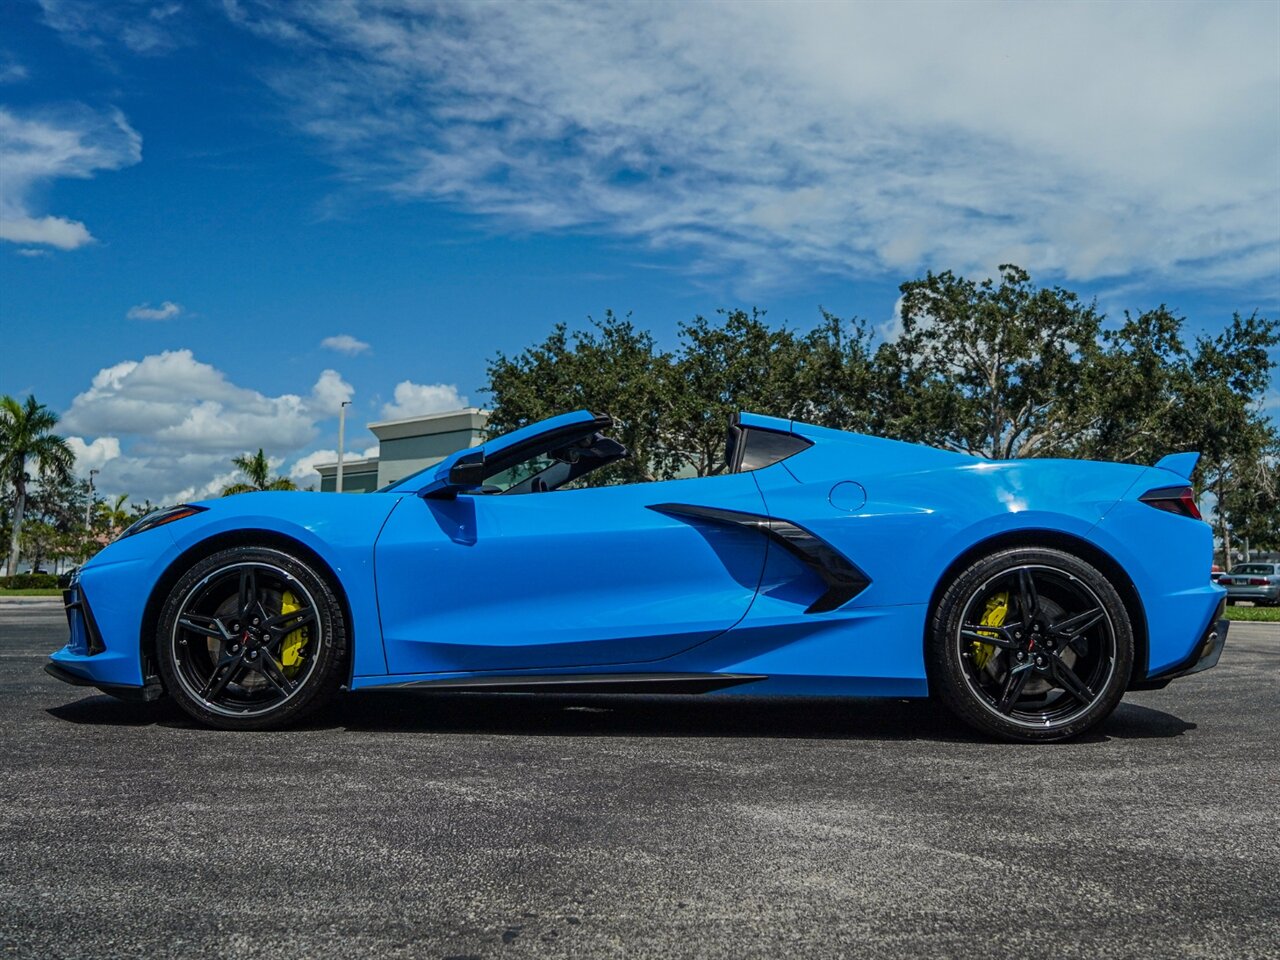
(83, 469), (100, 566)
(336, 401), (351, 493)
(84, 469), (99, 530)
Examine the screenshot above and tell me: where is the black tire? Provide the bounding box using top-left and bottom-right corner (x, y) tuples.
(927, 546), (1134, 743)
(157, 546), (347, 730)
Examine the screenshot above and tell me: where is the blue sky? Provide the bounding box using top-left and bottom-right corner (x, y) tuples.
(1, 0), (1277, 502)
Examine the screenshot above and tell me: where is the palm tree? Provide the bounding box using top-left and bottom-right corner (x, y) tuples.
(96, 493), (131, 538)
(222, 449), (298, 496)
(1, 395), (75, 576)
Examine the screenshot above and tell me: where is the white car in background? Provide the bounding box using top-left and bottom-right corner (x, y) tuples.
(1219, 563), (1280, 605)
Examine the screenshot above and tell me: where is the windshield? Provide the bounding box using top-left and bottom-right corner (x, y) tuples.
(1230, 564), (1276, 575)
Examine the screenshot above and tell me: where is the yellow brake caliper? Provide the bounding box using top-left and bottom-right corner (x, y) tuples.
(279, 590), (309, 676)
(972, 591), (1009, 670)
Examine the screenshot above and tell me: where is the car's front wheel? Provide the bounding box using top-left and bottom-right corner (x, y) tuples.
(927, 546), (1134, 743)
(157, 546), (347, 730)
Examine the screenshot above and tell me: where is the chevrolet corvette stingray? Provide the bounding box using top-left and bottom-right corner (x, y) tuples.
(46, 410), (1226, 741)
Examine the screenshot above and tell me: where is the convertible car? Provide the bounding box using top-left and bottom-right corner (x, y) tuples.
(46, 410), (1226, 742)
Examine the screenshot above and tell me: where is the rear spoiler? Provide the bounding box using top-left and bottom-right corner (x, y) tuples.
(1154, 451), (1200, 480)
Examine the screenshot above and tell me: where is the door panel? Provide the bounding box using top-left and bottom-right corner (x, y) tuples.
(374, 474), (768, 675)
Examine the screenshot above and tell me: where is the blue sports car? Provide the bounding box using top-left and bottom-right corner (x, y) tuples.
(46, 410), (1226, 742)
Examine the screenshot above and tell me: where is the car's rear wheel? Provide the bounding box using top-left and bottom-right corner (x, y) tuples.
(157, 546), (347, 730)
(927, 546), (1134, 743)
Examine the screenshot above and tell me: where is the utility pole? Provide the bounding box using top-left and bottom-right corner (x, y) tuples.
(336, 401), (351, 493)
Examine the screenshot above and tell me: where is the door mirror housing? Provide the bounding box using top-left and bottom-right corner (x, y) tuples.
(418, 449), (487, 500)
(448, 449), (487, 487)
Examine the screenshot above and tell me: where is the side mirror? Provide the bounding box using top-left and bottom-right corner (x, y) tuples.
(448, 449), (487, 487)
(419, 448), (487, 500)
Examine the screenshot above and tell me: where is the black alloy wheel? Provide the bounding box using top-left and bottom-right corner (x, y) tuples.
(157, 546), (347, 730)
(928, 547), (1134, 742)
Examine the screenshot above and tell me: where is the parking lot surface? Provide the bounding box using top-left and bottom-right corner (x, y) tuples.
(2, 601), (1277, 959)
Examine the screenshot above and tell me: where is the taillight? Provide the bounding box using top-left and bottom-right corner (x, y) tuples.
(1139, 485), (1202, 520)
(1250, 577), (1269, 586)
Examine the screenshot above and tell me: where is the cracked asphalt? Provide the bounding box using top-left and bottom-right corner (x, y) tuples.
(1, 601), (1277, 959)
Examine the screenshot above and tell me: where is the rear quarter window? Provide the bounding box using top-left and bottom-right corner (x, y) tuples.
(738, 428), (812, 472)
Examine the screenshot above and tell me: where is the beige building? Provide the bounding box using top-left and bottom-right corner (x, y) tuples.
(316, 408), (489, 493)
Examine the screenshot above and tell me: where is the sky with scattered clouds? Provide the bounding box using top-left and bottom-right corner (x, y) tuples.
(1, 0), (1277, 502)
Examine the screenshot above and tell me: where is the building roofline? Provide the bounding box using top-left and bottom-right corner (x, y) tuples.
(368, 407), (489, 441)
(314, 456), (380, 475)
(366, 406), (488, 431)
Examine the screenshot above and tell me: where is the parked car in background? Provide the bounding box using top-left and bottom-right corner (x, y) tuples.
(1219, 563), (1280, 605)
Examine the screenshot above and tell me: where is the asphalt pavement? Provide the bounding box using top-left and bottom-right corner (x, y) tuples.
(1, 600), (1277, 959)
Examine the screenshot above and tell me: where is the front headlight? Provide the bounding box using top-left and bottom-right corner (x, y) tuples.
(116, 504), (208, 541)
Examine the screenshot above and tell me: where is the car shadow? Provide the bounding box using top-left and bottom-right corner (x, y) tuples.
(46, 690), (1196, 743)
(1094, 701), (1198, 739)
(46, 695), (185, 727)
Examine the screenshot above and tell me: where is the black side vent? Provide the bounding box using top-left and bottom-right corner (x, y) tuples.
(647, 503), (870, 613)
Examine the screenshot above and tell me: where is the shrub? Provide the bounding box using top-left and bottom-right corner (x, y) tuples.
(1, 573), (60, 590)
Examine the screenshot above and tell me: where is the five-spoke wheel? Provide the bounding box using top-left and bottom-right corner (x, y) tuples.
(929, 547), (1133, 742)
(157, 547), (346, 729)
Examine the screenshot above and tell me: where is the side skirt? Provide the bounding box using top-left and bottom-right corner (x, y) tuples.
(379, 672), (767, 695)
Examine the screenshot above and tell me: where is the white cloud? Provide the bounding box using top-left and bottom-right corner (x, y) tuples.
(227, 1), (1280, 294)
(0, 214), (92, 250)
(320, 333), (370, 355)
(61, 350), (354, 503)
(0, 59), (28, 84)
(171, 466), (248, 505)
(65, 435), (121, 474)
(875, 296), (907, 344)
(126, 300), (182, 321)
(0, 105), (141, 250)
(39, 0), (190, 55)
(381, 381), (467, 420)
(310, 368), (354, 412)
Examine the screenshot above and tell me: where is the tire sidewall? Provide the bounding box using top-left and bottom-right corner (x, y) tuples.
(157, 546), (346, 730)
(928, 546), (1134, 743)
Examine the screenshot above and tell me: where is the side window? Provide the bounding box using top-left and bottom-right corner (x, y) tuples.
(482, 454), (559, 493)
(480, 432), (630, 495)
(736, 427), (812, 472)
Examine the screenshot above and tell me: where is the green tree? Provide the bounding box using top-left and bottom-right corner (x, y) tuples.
(18, 520), (60, 573)
(668, 309), (805, 475)
(129, 499), (158, 519)
(485, 307), (881, 482)
(1175, 312), (1280, 564)
(1, 395), (75, 576)
(879, 265), (1103, 458)
(222, 449), (298, 496)
(792, 310), (879, 434)
(24, 472), (91, 566)
(486, 312), (678, 484)
(1070, 306), (1188, 463)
